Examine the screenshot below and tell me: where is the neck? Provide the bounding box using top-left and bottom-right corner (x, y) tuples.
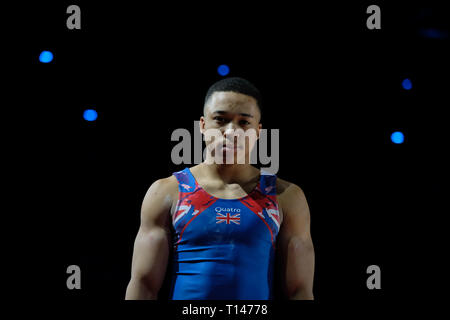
(200, 162), (257, 184)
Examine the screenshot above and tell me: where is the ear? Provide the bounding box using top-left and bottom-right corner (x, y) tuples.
(199, 116), (206, 134)
(257, 123), (262, 139)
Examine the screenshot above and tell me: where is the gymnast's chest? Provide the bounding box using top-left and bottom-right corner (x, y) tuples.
(172, 199), (278, 246)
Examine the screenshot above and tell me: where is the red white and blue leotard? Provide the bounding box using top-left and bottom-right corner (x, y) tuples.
(168, 167), (281, 300)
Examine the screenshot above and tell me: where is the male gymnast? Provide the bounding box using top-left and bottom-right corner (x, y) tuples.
(125, 77), (315, 300)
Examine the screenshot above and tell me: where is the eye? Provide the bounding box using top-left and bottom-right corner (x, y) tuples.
(239, 120), (250, 125)
(214, 116), (225, 122)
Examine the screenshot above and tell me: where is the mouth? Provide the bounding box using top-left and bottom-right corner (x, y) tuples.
(221, 144), (242, 151)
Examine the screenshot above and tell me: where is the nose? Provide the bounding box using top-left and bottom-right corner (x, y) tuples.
(222, 122), (238, 137)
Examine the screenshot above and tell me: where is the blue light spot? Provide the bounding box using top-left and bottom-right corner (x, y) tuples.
(402, 78), (412, 90)
(39, 51), (53, 63)
(391, 131), (404, 144)
(83, 109), (98, 121)
(419, 28), (449, 39)
(217, 64), (230, 76)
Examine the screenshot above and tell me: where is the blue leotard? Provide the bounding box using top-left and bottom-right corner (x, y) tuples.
(168, 167), (281, 300)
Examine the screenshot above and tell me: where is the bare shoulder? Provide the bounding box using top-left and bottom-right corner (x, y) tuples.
(276, 177), (306, 199)
(141, 175), (179, 229)
(144, 175), (179, 203)
(275, 177), (308, 214)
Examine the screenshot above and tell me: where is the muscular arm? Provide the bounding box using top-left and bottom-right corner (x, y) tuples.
(277, 183), (315, 300)
(125, 178), (176, 300)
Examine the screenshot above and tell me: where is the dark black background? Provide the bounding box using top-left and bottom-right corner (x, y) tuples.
(17, 0), (448, 313)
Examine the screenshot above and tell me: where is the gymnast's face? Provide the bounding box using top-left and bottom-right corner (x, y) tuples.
(200, 91), (262, 163)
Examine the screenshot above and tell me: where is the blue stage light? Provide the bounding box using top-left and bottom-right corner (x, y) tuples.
(83, 109), (98, 121)
(402, 78), (412, 90)
(217, 64), (230, 76)
(419, 28), (449, 39)
(39, 51), (53, 63)
(391, 131), (404, 144)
